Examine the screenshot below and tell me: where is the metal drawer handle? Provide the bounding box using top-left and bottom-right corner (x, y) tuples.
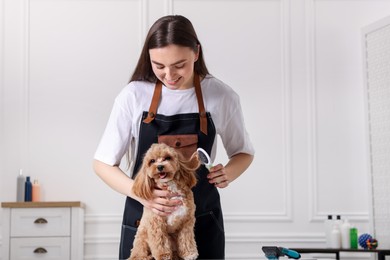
(33, 247), (47, 254)
(34, 218), (48, 224)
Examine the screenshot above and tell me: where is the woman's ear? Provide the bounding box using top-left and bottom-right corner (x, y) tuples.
(194, 44), (200, 62)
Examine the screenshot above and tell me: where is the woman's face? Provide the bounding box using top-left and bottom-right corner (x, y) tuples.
(149, 44), (199, 90)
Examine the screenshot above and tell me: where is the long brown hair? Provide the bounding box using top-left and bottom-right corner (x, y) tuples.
(129, 15), (209, 83)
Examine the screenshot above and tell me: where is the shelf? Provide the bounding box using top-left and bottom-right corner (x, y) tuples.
(291, 248), (390, 260)
(1, 201), (84, 208)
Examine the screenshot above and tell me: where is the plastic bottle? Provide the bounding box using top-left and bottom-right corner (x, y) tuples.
(330, 224), (341, 248)
(335, 215), (343, 229)
(32, 179), (41, 202)
(350, 226), (358, 249)
(17, 169), (25, 202)
(341, 218), (351, 249)
(24, 176), (32, 202)
(325, 215), (334, 248)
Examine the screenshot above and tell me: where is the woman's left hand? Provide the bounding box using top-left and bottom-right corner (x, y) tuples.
(207, 164), (229, 188)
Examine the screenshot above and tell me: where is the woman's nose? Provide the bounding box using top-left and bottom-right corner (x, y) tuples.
(165, 68), (176, 79)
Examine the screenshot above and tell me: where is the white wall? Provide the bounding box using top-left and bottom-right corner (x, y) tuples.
(1, 0), (390, 259)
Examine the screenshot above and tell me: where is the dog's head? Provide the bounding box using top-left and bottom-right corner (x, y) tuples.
(132, 143), (200, 200)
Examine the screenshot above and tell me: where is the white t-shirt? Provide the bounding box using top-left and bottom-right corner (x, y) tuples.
(94, 75), (255, 168)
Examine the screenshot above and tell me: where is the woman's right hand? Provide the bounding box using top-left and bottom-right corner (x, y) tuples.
(93, 160), (183, 216)
(140, 188), (183, 216)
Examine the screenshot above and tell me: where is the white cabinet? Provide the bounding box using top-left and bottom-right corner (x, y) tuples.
(10, 237), (71, 259)
(1, 201), (84, 260)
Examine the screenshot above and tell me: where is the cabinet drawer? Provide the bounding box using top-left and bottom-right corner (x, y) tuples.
(10, 237), (70, 260)
(11, 208), (71, 237)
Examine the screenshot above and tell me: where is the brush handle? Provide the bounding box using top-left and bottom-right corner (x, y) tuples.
(280, 247), (301, 259)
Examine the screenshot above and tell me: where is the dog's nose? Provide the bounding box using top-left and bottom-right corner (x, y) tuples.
(157, 165), (164, 172)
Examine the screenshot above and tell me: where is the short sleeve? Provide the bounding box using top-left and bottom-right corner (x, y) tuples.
(94, 89), (134, 166)
(218, 93), (255, 158)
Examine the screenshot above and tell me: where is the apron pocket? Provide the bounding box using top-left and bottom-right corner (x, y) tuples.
(119, 224), (137, 259)
(158, 134), (198, 160)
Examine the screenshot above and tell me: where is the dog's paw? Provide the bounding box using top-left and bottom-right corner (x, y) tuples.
(157, 253), (172, 260)
(181, 252), (198, 260)
(128, 255), (152, 260)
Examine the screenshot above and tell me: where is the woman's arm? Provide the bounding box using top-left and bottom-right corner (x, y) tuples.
(207, 153), (254, 188)
(93, 159), (182, 215)
(93, 159), (135, 197)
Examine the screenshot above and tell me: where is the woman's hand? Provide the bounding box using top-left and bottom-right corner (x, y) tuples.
(208, 164), (229, 188)
(140, 188), (182, 216)
(207, 153), (254, 189)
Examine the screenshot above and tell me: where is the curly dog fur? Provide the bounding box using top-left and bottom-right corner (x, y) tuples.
(129, 143), (200, 260)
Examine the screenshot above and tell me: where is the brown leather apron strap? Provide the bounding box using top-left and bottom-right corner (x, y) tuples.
(194, 74), (208, 135)
(143, 80), (162, 123)
(143, 74), (208, 135)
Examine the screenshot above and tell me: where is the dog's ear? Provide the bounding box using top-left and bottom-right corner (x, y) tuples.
(177, 167), (198, 189)
(188, 151), (201, 171)
(177, 152), (200, 188)
(132, 165), (154, 200)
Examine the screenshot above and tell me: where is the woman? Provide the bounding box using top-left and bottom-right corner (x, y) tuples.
(93, 15), (255, 259)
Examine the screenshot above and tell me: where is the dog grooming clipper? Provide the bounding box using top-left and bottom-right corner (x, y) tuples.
(197, 148), (212, 170)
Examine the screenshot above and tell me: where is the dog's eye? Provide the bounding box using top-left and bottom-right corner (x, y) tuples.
(164, 156), (171, 161)
(149, 159), (155, 165)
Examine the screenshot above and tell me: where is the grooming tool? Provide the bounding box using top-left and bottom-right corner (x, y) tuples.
(262, 246), (301, 259)
(197, 148), (212, 169)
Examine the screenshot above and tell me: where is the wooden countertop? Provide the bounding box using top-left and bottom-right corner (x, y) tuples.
(1, 201), (84, 208)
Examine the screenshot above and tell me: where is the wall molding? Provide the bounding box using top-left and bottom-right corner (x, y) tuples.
(280, 0), (293, 222)
(305, 0), (320, 223)
(165, 0), (295, 222)
(140, 0), (148, 44)
(85, 212), (294, 224)
(226, 232), (324, 243)
(165, 0), (173, 14)
(20, 0), (30, 172)
(224, 212), (294, 222)
(83, 232), (325, 244)
(84, 235), (119, 245)
(169, 0), (295, 221)
(81, 231), (325, 259)
(305, 0), (371, 222)
(84, 212), (369, 236)
(85, 214), (122, 224)
(0, 0), (5, 193)
(80, 232), (325, 259)
(18, 0), (147, 173)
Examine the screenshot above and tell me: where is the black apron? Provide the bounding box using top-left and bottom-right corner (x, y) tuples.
(119, 75), (225, 259)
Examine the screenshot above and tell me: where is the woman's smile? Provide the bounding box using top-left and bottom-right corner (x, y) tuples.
(166, 77), (181, 84)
